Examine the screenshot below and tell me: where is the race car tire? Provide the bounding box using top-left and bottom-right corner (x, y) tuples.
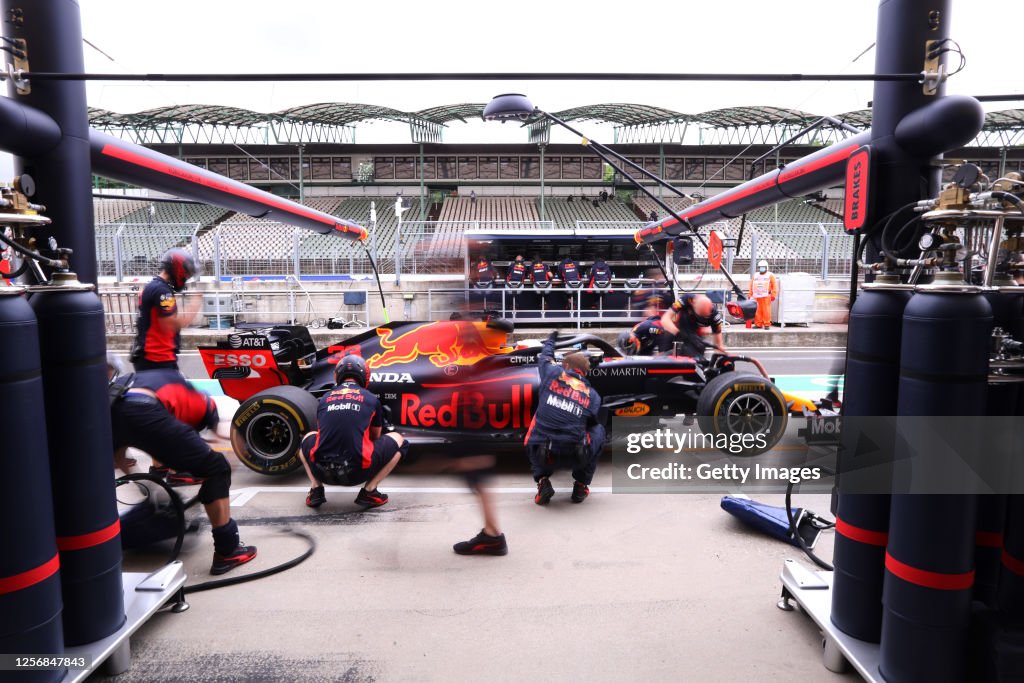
(696, 372), (788, 456)
(230, 385), (319, 476)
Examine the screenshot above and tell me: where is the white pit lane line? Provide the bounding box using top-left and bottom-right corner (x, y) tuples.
(229, 486), (615, 507)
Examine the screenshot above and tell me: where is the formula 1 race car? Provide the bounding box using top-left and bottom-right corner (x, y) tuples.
(199, 319), (821, 476)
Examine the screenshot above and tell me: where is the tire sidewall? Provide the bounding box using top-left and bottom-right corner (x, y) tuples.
(696, 373), (788, 456)
(230, 387), (318, 476)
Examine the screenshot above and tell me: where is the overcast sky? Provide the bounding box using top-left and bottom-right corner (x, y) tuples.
(67, 0), (1018, 146)
(0, 0), (1018, 172)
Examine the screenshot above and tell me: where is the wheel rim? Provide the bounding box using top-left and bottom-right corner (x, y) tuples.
(724, 393), (775, 436)
(246, 413), (296, 461)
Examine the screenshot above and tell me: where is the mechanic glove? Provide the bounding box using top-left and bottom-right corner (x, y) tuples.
(547, 331), (560, 342)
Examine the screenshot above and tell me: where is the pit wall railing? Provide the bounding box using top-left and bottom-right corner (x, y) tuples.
(97, 277), (851, 336)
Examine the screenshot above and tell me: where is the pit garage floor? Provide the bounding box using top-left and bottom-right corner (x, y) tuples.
(94, 458), (860, 682)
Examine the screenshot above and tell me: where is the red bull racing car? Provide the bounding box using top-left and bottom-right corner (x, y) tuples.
(199, 319), (821, 476)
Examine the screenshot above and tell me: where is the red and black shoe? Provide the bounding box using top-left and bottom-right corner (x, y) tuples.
(166, 471), (204, 487)
(453, 529), (508, 556)
(571, 481), (590, 503)
(306, 485), (326, 508)
(210, 543), (258, 575)
(354, 487), (389, 508)
(535, 477), (555, 506)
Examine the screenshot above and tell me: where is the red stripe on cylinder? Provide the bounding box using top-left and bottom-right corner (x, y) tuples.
(975, 531), (1004, 548)
(1002, 549), (1024, 577)
(56, 519), (121, 552)
(836, 517), (889, 546)
(885, 552), (974, 591)
(0, 554), (60, 596)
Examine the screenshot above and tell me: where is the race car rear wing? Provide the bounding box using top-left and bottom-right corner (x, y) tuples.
(198, 326), (317, 401)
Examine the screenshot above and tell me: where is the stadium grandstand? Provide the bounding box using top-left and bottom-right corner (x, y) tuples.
(89, 101), (1024, 324)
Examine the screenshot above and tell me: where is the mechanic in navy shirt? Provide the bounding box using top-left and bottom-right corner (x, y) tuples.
(130, 248), (201, 371)
(299, 355), (405, 509)
(108, 360), (257, 575)
(530, 256), (552, 287)
(558, 256), (582, 286)
(506, 254), (529, 288)
(586, 258), (614, 290)
(472, 254), (498, 287)
(661, 293), (727, 357)
(525, 332), (604, 505)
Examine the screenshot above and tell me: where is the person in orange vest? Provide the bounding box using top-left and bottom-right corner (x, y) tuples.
(749, 260), (778, 330)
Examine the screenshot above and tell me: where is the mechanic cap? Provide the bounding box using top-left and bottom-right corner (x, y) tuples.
(334, 354), (369, 387)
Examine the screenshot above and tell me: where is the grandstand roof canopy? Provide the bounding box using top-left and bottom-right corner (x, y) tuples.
(88, 103), (1024, 147)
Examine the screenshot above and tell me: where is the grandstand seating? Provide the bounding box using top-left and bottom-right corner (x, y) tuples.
(437, 196), (540, 226)
(93, 192), (854, 279)
(631, 196), (694, 221)
(113, 201), (231, 228)
(94, 199), (149, 225)
(541, 196), (637, 229)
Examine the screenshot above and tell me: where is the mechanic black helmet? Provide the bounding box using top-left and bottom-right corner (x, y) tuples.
(160, 248), (196, 292)
(334, 354), (369, 387)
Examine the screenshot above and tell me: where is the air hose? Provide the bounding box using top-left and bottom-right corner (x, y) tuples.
(115, 473), (317, 593)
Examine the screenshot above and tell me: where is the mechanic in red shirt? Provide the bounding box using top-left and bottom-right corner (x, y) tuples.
(130, 248), (201, 371)
(109, 361), (257, 575)
(299, 355), (405, 509)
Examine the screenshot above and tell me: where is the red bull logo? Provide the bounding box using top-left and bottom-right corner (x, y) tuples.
(560, 373), (589, 395)
(401, 384), (533, 429)
(367, 321), (509, 369)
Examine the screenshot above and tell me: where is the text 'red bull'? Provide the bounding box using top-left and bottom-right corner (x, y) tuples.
(402, 384), (533, 429)
(548, 376), (591, 409)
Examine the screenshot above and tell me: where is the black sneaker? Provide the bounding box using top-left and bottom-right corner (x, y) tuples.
(210, 543), (258, 575)
(534, 477), (554, 506)
(306, 485), (326, 508)
(148, 465), (169, 481)
(453, 529), (508, 556)
(571, 481), (590, 503)
(354, 487), (388, 508)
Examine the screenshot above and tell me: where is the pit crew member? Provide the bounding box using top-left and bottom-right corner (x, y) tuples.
(526, 332), (604, 504)
(300, 355), (405, 509)
(108, 360), (257, 575)
(129, 248), (201, 371)
(660, 293), (727, 357)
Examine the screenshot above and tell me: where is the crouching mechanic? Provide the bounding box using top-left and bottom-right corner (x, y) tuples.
(108, 361), (257, 575)
(300, 355), (406, 509)
(526, 332), (605, 504)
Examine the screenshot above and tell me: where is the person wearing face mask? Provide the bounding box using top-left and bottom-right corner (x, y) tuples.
(749, 260), (777, 330)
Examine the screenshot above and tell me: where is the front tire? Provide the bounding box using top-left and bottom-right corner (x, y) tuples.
(696, 372), (788, 456)
(230, 385), (319, 476)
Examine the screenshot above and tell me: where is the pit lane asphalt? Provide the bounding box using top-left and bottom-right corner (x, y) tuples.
(93, 346), (855, 682)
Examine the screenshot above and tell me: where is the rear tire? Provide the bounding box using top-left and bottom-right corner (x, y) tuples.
(230, 385), (319, 476)
(696, 372), (788, 456)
